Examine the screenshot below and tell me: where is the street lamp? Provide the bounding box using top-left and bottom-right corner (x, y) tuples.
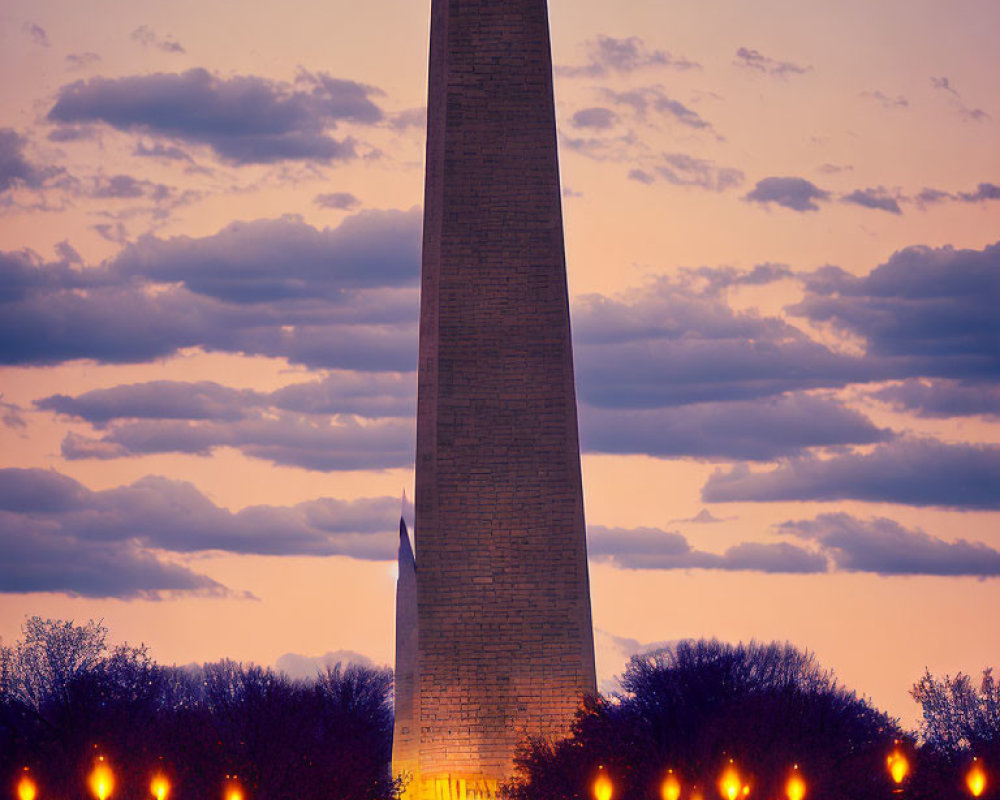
(150, 774), (170, 800)
(966, 758), (987, 798)
(661, 769), (681, 800)
(785, 765), (806, 800)
(887, 744), (909, 793)
(224, 775), (244, 800)
(88, 757), (114, 800)
(16, 769), (37, 800)
(719, 761), (743, 800)
(593, 768), (613, 800)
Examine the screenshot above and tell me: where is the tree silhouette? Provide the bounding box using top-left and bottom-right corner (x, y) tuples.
(1, 617), (400, 800)
(504, 640), (904, 800)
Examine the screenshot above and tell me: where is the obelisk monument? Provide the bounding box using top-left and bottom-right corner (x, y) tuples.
(393, 0), (597, 796)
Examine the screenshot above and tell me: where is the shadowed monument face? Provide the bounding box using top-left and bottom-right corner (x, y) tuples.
(391, 0), (598, 798)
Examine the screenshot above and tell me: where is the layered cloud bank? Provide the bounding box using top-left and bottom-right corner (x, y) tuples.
(2, 210), (998, 597)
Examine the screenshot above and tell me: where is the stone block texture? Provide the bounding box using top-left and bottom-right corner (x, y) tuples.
(392, 0), (598, 796)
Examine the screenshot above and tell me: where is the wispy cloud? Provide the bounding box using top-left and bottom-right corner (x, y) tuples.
(21, 23), (49, 48)
(734, 47), (810, 78)
(131, 25), (186, 54)
(931, 76), (991, 122)
(588, 525), (828, 573)
(558, 35), (699, 78)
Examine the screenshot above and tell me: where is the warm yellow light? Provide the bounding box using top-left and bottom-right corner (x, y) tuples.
(719, 763), (742, 800)
(966, 761), (987, 797)
(887, 750), (909, 785)
(89, 759), (114, 800)
(593, 771), (613, 800)
(786, 768), (807, 800)
(661, 771), (681, 800)
(17, 774), (37, 800)
(150, 774), (170, 800)
(224, 778), (244, 800)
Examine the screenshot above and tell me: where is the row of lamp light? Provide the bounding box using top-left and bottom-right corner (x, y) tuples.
(15, 758), (245, 800)
(9, 747), (990, 800)
(593, 748), (989, 800)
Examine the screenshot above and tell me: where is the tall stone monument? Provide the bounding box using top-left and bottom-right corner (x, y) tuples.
(392, 0), (597, 796)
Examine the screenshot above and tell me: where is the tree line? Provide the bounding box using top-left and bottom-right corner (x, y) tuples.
(1, 617), (398, 800)
(2, 617), (996, 799)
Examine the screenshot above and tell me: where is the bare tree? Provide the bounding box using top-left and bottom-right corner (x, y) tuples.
(912, 667), (999, 756)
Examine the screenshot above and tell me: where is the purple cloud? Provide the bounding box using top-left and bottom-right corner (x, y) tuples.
(792, 241), (1000, 376)
(779, 513), (1000, 577)
(0, 129), (61, 193)
(0, 210), (421, 368)
(48, 69), (383, 164)
(744, 177), (831, 212)
(61, 414), (414, 471)
(735, 47), (810, 77)
(930, 76), (991, 123)
(600, 87), (713, 131)
(0, 467), (409, 598)
(131, 25), (185, 54)
(580, 393), (891, 461)
(703, 438), (1000, 510)
(66, 52), (101, 71)
(644, 153), (744, 192)
(314, 192), (361, 210)
(558, 35), (699, 78)
(21, 23), (49, 47)
(37, 373), (417, 470)
(572, 274), (882, 407)
(871, 378), (1000, 419)
(862, 91), (908, 109)
(571, 107), (618, 130)
(588, 525), (826, 573)
(841, 187), (903, 214)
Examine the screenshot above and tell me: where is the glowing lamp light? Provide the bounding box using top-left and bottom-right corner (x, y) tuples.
(966, 758), (987, 798)
(786, 765), (807, 800)
(887, 748), (909, 786)
(719, 762), (742, 800)
(150, 774), (170, 800)
(17, 771), (37, 800)
(89, 757), (114, 800)
(593, 770), (613, 800)
(661, 770), (681, 800)
(224, 776), (244, 800)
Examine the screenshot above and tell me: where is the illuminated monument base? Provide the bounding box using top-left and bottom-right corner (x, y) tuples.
(391, 0), (598, 795)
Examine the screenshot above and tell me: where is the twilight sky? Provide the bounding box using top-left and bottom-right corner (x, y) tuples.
(1, 0), (998, 724)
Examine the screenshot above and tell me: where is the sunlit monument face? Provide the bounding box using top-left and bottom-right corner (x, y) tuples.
(391, 0), (598, 797)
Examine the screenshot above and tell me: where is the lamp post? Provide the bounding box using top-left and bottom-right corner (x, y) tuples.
(88, 757), (114, 800)
(593, 768), (613, 800)
(966, 757), (986, 798)
(718, 761), (743, 800)
(785, 765), (806, 800)
(224, 775), (244, 800)
(886, 744), (909, 794)
(661, 770), (681, 800)
(150, 774), (170, 800)
(16, 769), (37, 800)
